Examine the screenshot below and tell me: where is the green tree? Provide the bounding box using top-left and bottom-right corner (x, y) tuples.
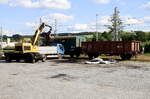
(147, 32), (150, 41)
(12, 34), (22, 41)
(134, 31), (148, 42)
(121, 32), (136, 41)
(2, 35), (8, 41)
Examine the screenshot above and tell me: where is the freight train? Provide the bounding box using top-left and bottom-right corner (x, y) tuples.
(49, 36), (140, 60)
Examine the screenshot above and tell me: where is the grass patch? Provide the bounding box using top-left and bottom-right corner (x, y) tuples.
(143, 53), (150, 56)
(130, 54), (150, 62)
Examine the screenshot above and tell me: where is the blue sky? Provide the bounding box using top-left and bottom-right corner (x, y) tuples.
(0, 0), (150, 35)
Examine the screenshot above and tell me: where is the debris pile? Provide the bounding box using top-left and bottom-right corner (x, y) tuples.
(85, 58), (117, 64)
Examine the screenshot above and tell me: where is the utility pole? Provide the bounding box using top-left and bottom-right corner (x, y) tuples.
(54, 19), (57, 37)
(111, 7), (122, 41)
(40, 18), (42, 25)
(0, 26), (3, 50)
(96, 14), (98, 41)
(113, 7), (118, 41)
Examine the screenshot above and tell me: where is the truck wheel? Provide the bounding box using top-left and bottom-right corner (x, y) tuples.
(31, 58), (36, 63)
(24, 53), (35, 63)
(42, 55), (46, 62)
(5, 56), (12, 62)
(70, 54), (74, 58)
(58, 54), (62, 59)
(16, 59), (20, 62)
(75, 53), (80, 58)
(30, 54), (36, 63)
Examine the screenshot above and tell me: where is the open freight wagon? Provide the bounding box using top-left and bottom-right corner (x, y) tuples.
(82, 41), (140, 60)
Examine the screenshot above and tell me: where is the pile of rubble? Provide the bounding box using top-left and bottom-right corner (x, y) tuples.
(85, 58), (117, 64)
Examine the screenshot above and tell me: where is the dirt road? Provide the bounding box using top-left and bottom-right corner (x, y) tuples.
(0, 59), (150, 99)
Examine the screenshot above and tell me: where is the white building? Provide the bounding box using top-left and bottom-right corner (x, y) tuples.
(0, 38), (16, 49)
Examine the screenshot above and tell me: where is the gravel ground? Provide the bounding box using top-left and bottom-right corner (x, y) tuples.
(0, 58), (150, 99)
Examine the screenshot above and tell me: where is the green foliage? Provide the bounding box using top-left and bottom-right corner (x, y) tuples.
(121, 32), (136, 41)
(101, 32), (112, 41)
(134, 31), (149, 42)
(121, 31), (150, 42)
(85, 36), (93, 42)
(142, 41), (150, 53)
(12, 34), (22, 41)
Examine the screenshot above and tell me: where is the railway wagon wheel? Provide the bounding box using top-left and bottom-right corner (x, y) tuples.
(120, 54), (132, 60)
(88, 54), (93, 59)
(93, 54), (99, 58)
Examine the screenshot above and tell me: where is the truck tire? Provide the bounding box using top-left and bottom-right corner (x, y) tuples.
(70, 54), (74, 58)
(31, 58), (36, 63)
(30, 53), (36, 63)
(5, 56), (12, 62)
(75, 53), (80, 58)
(16, 58), (20, 62)
(42, 55), (46, 62)
(24, 53), (35, 63)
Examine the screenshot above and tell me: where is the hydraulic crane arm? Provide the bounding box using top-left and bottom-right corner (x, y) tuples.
(32, 23), (52, 46)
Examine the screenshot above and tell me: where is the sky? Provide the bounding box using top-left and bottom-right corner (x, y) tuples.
(1, 0), (150, 36)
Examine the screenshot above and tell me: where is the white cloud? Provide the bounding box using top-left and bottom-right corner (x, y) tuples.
(2, 29), (22, 36)
(98, 16), (111, 25)
(96, 0), (110, 4)
(7, 0), (71, 10)
(121, 16), (144, 25)
(23, 14), (150, 33)
(119, 2), (127, 6)
(41, 13), (74, 23)
(67, 24), (93, 33)
(24, 22), (36, 27)
(95, 0), (119, 4)
(22, 13), (74, 34)
(143, 17), (150, 21)
(142, 2), (150, 9)
(66, 16), (112, 33)
(69, 24), (88, 31)
(23, 13), (74, 27)
(68, 15), (150, 33)
(0, 0), (8, 4)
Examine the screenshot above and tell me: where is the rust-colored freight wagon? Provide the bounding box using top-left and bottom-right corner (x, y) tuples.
(82, 41), (140, 60)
